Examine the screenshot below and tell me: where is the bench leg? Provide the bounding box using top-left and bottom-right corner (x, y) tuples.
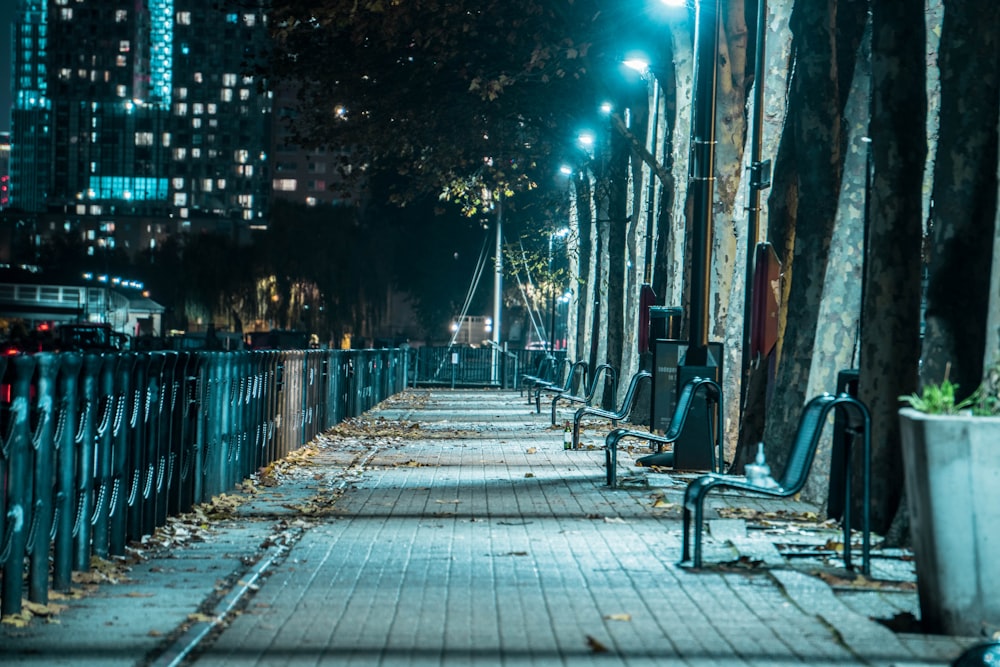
(605, 443), (617, 488)
(681, 505), (692, 563)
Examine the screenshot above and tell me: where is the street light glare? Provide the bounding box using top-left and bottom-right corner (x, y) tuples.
(623, 58), (650, 75)
(660, 0), (687, 6)
(578, 131), (595, 148)
(559, 165), (573, 175)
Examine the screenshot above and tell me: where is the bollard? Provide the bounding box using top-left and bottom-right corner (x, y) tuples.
(92, 354), (118, 558)
(74, 354), (102, 571)
(29, 352), (61, 604)
(52, 352), (81, 592)
(1, 353), (37, 617)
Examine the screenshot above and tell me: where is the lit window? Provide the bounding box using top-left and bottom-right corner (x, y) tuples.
(305, 197), (317, 207)
(76, 204), (86, 215)
(193, 103), (203, 115)
(172, 178), (184, 189)
(223, 73), (237, 86)
(177, 11), (191, 25)
(176, 87), (187, 99)
(192, 118), (202, 128)
(239, 89), (250, 101)
(243, 210), (253, 221)
(207, 103), (217, 114)
(226, 13), (238, 23)
(235, 149), (249, 163)
(242, 14), (256, 27)
(238, 194), (254, 208)
(217, 179), (226, 189)
(193, 72), (203, 83)
(119, 40), (130, 53)
(90, 205), (103, 215)
(180, 208), (189, 218)
(174, 102), (187, 116)
(116, 55), (127, 67)
(116, 85), (127, 97)
(173, 193), (187, 206)
(221, 89), (233, 102)
(135, 132), (154, 146)
(161, 133), (171, 147)
(202, 179), (213, 191)
(173, 147), (187, 160)
(242, 76), (254, 85)
(239, 165), (254, 177)
(60, 8), (73, 20)
(273, 179), (297, 192)
(59, 68), (71, 80)
(191, 148), (201, 158)
(115, 9), (127, 22)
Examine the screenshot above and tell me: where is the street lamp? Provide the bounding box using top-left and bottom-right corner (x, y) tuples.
(684, 0), (721, 366)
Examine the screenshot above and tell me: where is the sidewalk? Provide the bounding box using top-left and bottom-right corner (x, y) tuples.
(1, 388), (978, 666)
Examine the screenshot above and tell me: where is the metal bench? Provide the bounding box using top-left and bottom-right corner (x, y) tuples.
(570, 370), (651, 449)
(520, 354), (557, 399)
(550, 363), (617, 425)
(604, 376), (722, 488)
(680, 392), (871, 574)
(534, 360), (588, 414)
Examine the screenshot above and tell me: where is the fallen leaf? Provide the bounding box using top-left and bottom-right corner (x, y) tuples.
(435, 499), (461, 504)
(526, 447), (537, 454)
(187, 612), (215, 623)
(603, 517), (626, 524)
(525, 472), (535, 478)
(586, 635), (609, 653)
(604, 613), (632, 622)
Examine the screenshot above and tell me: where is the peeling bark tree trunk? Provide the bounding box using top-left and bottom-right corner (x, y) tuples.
(606, 124), (630, 381)
(857, 0), (926, 536)
(712, 0), (750, 461)
(733, 0), (794, 469)
(922, 0), (1000, 395)
(761, 1), (845, 475)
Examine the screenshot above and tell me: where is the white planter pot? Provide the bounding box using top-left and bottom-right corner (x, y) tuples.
(898, 408), (1000, 636)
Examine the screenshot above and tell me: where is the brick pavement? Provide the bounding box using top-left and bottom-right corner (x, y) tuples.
(1, 388), (978, 666)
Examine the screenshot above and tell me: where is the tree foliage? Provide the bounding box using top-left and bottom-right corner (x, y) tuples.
(263, 0), (667, 209)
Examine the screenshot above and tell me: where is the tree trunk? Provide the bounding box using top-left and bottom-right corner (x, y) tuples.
(856, 0), (926, 535)
(922, 0), (1000, 395)
(761, 1), (845, 475)
(733, 0), (794, 467)
(713, 0), (751, 462)
(606, 119), (630, 383)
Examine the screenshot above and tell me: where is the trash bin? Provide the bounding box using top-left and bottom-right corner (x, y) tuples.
(648, 306), (683, 349)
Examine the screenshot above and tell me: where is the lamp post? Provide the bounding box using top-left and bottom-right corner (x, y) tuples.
(685, 0), (721, 366)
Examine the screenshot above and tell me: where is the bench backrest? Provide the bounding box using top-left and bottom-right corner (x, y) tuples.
(563, 360), (589, 393)
(617, 370), (652, 416)
(585, 364), (618, 404)
(664, 377), (722, 470)
(775, 393), (870, 494)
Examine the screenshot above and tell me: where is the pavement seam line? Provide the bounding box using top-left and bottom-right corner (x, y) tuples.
(146, 445), (381, 667)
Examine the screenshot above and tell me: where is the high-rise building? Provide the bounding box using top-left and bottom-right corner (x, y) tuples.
(10, 0), (272, 254)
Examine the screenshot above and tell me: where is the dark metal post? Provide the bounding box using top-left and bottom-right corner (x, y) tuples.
(685, 0), (721, 365)
(740, 0), (769, 415)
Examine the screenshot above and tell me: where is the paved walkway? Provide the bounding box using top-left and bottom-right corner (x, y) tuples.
(1, 389), (977, 666)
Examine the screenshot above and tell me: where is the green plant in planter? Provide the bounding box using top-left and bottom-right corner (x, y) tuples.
(899, 360), (1000, 416)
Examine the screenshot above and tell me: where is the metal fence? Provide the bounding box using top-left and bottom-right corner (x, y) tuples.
(409, 346), (563, 388)
(0, 347), (407, 616)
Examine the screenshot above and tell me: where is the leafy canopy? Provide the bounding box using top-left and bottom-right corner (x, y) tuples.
(264, 0), (666, 212)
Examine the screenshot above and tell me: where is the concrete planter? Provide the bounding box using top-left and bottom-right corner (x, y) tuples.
(898, 408), (1000, 636)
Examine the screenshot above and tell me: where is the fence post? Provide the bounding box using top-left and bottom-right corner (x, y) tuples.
(29, 352), (60, 604)
(1, 353), (36, 617)
(53, 352), (81, 592)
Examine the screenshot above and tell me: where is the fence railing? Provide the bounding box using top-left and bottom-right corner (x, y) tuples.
(0, 347), (407, 616)
(409, 347), (563, 388)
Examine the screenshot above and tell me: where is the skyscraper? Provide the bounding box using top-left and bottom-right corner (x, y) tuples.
(10, 0), (272, 254)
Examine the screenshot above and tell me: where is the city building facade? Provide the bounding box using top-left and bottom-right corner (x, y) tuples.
(9, 0), (272, 256)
